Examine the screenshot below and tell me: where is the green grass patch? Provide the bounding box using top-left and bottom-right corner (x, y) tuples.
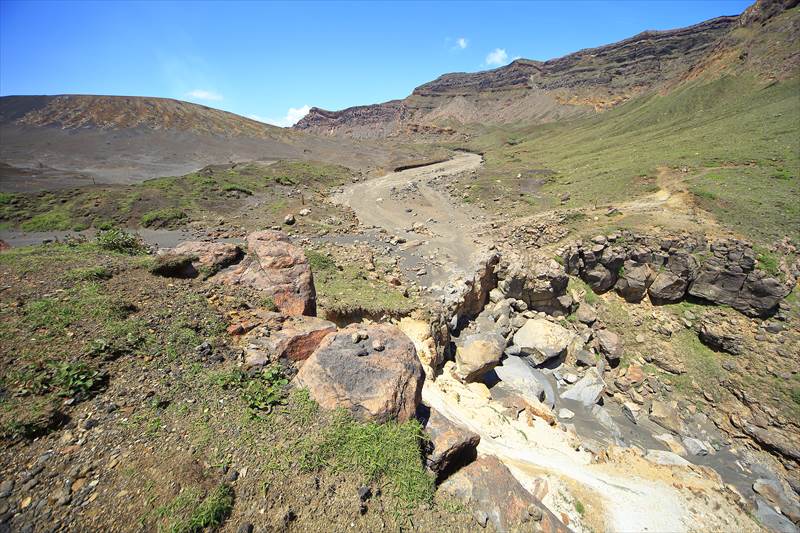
(65, 265), (113, 281)
(300, 410), (434, 505)
(221, 184), (253, 195)
(156, 484), (234, 533)
(96, 228), (148, 255)
(307, 249), (415, 319)
(19, 209), (73, 231)
(141, 208), (187, 228)
(464, 74), (800, 242)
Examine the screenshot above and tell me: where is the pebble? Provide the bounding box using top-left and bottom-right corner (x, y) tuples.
(0, 480), (13, 498)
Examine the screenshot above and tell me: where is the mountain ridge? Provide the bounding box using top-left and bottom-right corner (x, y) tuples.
(294, 1), (796, 138)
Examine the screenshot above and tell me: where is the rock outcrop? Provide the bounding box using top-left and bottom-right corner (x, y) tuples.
(294, 15), (737, 138)
(294, 324), (424, 422)
(560, 232), (793, 317)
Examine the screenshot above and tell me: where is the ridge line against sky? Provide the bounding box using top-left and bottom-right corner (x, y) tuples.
(1, 0), (752, 126)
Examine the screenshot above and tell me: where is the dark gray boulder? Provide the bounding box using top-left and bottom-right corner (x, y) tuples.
(615, 261), (655, 302)
(648, 271), (688, 303)
(585, 264), (616, 293)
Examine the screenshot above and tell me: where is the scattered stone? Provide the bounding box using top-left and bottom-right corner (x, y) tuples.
(649, 400), (684, 434)
(283, 214), (296, 225)
(169, 241), (243, 276)
(294, 324), (423, 422)
(576, 304), (597, 325)
(595, 329), (623, 364)
(558, 408), (575, 420)
(244, 315), (336, 368)
(622, 402), (641, 424)
(654, 433), (687, 456)
(697, 320), (743, 355)
(493, 355), (554, 407)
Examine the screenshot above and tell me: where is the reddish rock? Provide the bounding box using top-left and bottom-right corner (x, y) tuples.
(422, 408), (480, 479)
(244, 316), (336, 369)
(170, 241), (243, 274)
(227, 321), (257, 336)
(0, 239), (9, 252)
(294, 324), (423, 423)
(439, 455), (570, 533)
(216, 231), (316, 316)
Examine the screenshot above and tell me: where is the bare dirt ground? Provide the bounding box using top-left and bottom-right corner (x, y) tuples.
(333, 153), (488, 286)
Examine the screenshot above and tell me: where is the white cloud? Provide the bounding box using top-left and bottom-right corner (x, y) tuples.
(186, 89), (223, 101)
(456, 37), (468, 49)
(485, 48), (509, 66)
(253, 105), (312, 127)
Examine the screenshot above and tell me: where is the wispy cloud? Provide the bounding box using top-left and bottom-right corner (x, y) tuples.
(485, 48), (509, 66)
(251, 105), (311, 127)
(186, 89), (223, 101)
(456, 37), (468, 50)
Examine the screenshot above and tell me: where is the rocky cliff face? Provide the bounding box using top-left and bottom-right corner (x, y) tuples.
(295, 0), (794, 138)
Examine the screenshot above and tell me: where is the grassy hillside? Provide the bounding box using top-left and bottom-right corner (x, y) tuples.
(462, 74), (799, 243)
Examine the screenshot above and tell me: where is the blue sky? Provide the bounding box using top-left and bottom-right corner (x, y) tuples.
(1, 0), (752, 126)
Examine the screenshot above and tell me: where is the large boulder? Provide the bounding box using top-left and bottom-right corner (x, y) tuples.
(512, 319), (572, 366)
(216, 231), (316, 316)
(561, 368), (605, 406)
(422, 408), (480, 480)
(688, 265), (747, 308)
(584, 264), (616, 293)
(243, 315), (336, 369)
(498, 258), (569, 315)
(455, 332), (506, 382)
(648, 271), (688, 303)
(439, 455), (570, 533)
(170, 241), (243, 276)
(294, 324), (423, 422)
(614, 261), (655, 303)
(493, 355), (555, 407)
(735, 274), (788, 317)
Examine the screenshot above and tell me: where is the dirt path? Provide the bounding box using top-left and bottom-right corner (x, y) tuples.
(333, 153), (486, 286)
(602, 165), (724, 235)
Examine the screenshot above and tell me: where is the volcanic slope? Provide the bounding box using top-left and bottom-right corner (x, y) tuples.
(0, 95), (444, 191)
